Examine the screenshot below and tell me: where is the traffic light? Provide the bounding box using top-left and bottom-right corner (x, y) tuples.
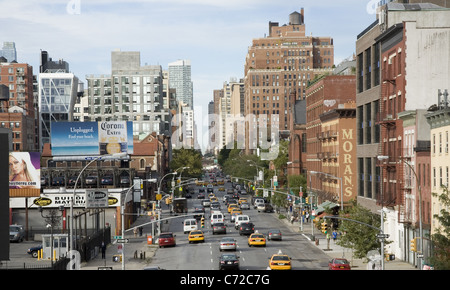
(410, 237), (417, 252)
(305, 197), (309, 204)
(201, 217), (205, 228)
(321, 222), (328, 233)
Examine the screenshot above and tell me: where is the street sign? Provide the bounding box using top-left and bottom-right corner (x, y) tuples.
(117, 239), (129, 243)
(376, 234), (390, 239)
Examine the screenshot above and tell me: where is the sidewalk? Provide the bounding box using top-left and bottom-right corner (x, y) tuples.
(279, 215), (418, 270)
(81, 211), (169, 270)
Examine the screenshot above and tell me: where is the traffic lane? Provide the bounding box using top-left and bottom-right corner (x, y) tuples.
(237, 206), (330, 270)
(5, 240), (51, 268)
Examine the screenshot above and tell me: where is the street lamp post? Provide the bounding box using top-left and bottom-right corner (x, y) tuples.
(69, 152), (126, 258)
(247, 160), (264, 186)
(121, 178), (156, 270)
(157, 172), (177, 237)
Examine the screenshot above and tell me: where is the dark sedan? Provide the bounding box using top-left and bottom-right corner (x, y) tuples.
(212, 222), (226, 235)
(219, 253), (240, 270)
(238, 222), (255, 236)
(267, 229), (282, 241)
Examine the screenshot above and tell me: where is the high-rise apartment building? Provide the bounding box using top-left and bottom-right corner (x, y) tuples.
(0, 58), (37, 151)
(85, 51), (168, 139)
(244, 9), (334, 153)
(168, 59), (193, 110)
(0, 42), (17, 62)
(38, 51), (80, 148)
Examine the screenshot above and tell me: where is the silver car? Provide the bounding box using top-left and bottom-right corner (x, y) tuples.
(10, 225), (25, 242)
(219, 237), (237, 251)
(240, 202), (250, 210)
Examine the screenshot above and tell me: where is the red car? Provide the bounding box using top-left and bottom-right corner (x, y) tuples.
(328, 258), (351, 270)
(158, 232), (176, 248)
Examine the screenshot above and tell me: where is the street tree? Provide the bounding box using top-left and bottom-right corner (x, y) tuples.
(430, 185), (450, 269)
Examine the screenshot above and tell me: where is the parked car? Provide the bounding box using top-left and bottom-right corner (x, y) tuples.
(219, 253), (239, 270)
(51, 176), (65, 186)
(158, 232), (176, 248)
(101, 175), (114, 185)
(67, 176), (78, 186)
(119, 175), (130, 186)
(85, 175), (98, 185)
(27, 244), (42, 258)
(328, 258), (351, 270)
(9, 225), (25, 243)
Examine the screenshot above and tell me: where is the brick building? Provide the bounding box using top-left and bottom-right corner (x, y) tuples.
(305, 75), (356, 204)
(0, 59), (38, 152)
(243, 9), (334, 153)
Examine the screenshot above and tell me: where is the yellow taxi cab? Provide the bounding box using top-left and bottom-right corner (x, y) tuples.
(208, 193), (215, 199)
(217, 180), (224, 185)
(269, 251), (291, 270)
(230, 208), (242, 216)
(248, 232), (266, 247)
(218, 186), (225, 191)
(238, 198), (247, 205)
(188, 230), (205, 243)
(228, 203), (239, 213)
(210, 196), (218, 203)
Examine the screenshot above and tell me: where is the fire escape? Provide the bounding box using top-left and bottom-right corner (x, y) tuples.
(377, 63), (403, 209)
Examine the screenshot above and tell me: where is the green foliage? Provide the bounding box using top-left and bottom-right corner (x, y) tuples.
(429, 186), (450, 270)
(170, 148), (203, 178)
(337, 201), (383, 260)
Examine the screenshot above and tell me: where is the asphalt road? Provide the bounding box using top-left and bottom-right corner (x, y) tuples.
(149, 184), (330, 270)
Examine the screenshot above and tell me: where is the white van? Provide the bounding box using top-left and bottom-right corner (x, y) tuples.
(234, 214), (250, 229)
(210, 211), (224, 224)
(253, 198), (265, 209)
(183, 219), (198, 234)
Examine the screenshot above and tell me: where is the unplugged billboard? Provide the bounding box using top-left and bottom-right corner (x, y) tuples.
(51, 121), (133, 156)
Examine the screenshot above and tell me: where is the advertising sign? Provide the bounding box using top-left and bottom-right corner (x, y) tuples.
(9, 151), (41, 190)
(85, 189), (109, 208)
(51, 121), (133, 156)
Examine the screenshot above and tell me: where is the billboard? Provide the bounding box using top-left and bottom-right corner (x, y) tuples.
(9, 151), (41, 189)
(51, 121), (133, 156)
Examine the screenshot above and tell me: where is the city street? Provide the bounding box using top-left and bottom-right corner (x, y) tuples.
(150, 186), (329, 270)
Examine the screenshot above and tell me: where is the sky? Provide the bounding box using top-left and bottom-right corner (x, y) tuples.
(0, 0), (379, 150)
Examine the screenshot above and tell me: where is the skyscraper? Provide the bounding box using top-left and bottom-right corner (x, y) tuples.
(0, 42), (17, 62)
(168, 60), (193, 109)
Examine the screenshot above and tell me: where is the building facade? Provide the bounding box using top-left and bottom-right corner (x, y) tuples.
(85, 51), (168, 140)
(0, 59), (37, 151)
(244, 10), (334, 153)
(305, 75), (356, 204)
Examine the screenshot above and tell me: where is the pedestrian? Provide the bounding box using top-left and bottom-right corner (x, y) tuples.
(332, 230), (337, 243)
(133, 227), (138, 237)
(305, 212), (310, 223)
(139, 226), (143, 237)
(101, 241), (106, 259)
